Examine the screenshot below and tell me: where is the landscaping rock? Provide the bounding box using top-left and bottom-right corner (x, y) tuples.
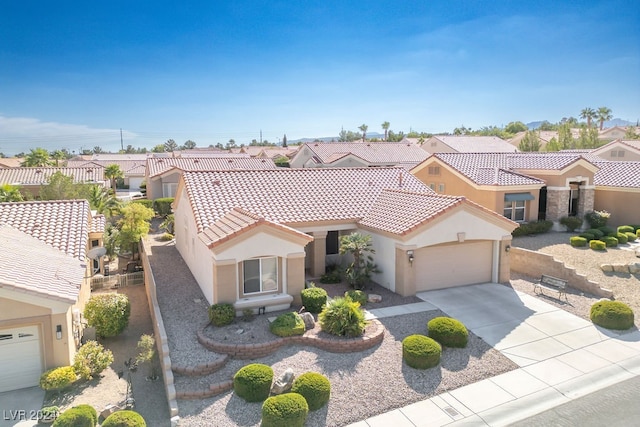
(612, 264), (630, 273)
(271, 368), (295, 395)
(368, 294), (382, 303)
(600, 264), (613, 272)
(629, 263), (640, 274)
(300, 312), (315, 330)
(100, 404), (119, 420)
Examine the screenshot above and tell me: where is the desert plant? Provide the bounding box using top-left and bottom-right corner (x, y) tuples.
(39, 366), (77, 391)
(300, 287), (328, 314)
(402, 334), (442, 369)
(598, 225), (616, 236)
(261, 393), (309, 427)
(344, 289), (367, 306)
(39, 406), (60, 423)
(73, 341), (114, 380)
(84, 293), (131, 338)
(318, 296), (366, 337)
(270, 312), (305, 337)
(136, 334), (159, 380)
(585, 210), (610, 228)
(617, 225), (634, 234)
(208, 303), (235, 326)
(101, 410), (146, 427)
(52, 404), (97, 427)
(233, 364), (274, 402)
(160, 232), (174, 241)
(579, 233), (595, 242)
(560, 216), (583, 232)
(602, 236), (619, 247)
(625, 232), (637, 242)
(512, 220), (554, 237)
(590, 300), (634, 330)
(570, 236), (587, 247)
(340, 232), (380, 289)
(616, 232), (628, 244)
(586, 228), (604, 239)
(242, 308), (255, 322)
(589, 240), (606, 251)
(428, 317), (469, 348)
(291, 372), (331, 411)
(153, 197), (174, 217)
(320, 267), (342, 284)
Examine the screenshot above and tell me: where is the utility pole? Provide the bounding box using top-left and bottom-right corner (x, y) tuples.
(120, 129), (124, 151)
(260, 129), (262, 144)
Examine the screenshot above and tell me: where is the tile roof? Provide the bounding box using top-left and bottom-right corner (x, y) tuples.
(89, 214), (106, 234)
(0, 158), (24, 168)
(433, 136), (517, 153)
(0, 224), (85, 303)
(592, 161), (640, 188)
(0, 167), (105, 185)
(66, 160), (146, 175)
(0, 200), (90, 261)
(147, 157), (277, 178)
(300, 142), (429, 165)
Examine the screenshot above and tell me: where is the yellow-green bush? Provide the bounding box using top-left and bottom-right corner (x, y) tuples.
(428, 317), (469, 348)
(39, 366), (77, 391)
(291, 372), (331, 411)
(318, 296), (365, 337)
(589, 240), (606, 251)
(344, 289), (367, 306)
(102, 410), (146, 427)
(233, 364), (274, 402)
(570, 236), (587, 247)
(270, 312), (305, 337)
(261, 393), (308, 427)
(208, 303), (235, 326)
(590, 300), (634, 330)
(52, 404), (97, 427)
(402, 334), (441, 369)
(301, 286), (328, 313)
(617, 232), (628, 244)
(73, 341), (114, 380)
(84, 293), (131, 338)
(617, 225), (634, 234)
(625, 232), (637, 242)
(602, 236), (618, 247)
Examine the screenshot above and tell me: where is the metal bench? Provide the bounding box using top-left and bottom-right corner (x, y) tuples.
(533, 274), (568, 301)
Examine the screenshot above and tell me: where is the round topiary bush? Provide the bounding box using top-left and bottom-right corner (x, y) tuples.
(261, 393), (309, 427)
(427, 317), (469, 348)
(585, 210), (610, 229)
(52, 404), (97, 427)
(291, 372), (331, 411)
(402, 334), (442, 369)
(84, 293), (131, 338)
(602, 236), (618, 247)
(318, 296), (365, 337)
(625, 232), (637, 242)
(570, 236), (587, 247)
(301, 287), (328, 314)
(598, 225), (616, 236)
(233, 364), (274, 402)
(39, 366), (77, 392)
(270, 312), (305, 337)
(73, 340), (114, 380)
(589, 240), (606, 251)
(586, 228), (604, 239)
(208, 303), (235, 326)
(102, 410), (146, 427)
(560, 216), (583, 232)
(344, 289), (367, 306)
(618, 225), (634, 234)
(579, 233), (595, 242)
(616, 232), (628, 244)
(590, 300), (634, 330)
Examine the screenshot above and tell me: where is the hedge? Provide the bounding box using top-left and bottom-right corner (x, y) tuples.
(153, 197), (174, 217)
(512, 220), (553, 237)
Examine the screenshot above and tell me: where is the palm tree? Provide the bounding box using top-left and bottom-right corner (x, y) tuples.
(87, 185), (121, 217)
(580, 107), (596, 128)
(21, 148), (52, 167)
(104, 164), (124, 191)
(597, 107), (613, 130)
(358, 124), (368, 142)
(381, 121), (390, 141)
(339, 232), (379, 289)
(0, 184), (24, 202)
(50, 150), (67, 166)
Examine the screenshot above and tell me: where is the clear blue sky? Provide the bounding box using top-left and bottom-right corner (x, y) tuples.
(1, 0), (639, 155)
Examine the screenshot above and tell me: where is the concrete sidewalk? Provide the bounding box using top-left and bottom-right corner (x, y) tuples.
(352, 283), (640, 427)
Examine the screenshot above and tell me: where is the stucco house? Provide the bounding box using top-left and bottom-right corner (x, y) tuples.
(289, 142), (428, 169)
(172, 168), (517, 314)
(590, 139), (640, 162)
(591, 160), (640, 226)
(67, 160), (147, 190)
(0, 167), (108, 199)
(0, 200), (104, 392)
(415, 136), (518, 154)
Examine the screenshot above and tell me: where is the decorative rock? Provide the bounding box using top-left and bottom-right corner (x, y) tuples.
(612, 264), (630, 273)
(636, 248), (640, 258)
(100, 404), (119, 420)
(600, 264), (613, 272)
(271, 368), (295, 395)
(368, 294), (382, 303)
(629, 263), (640, 274)
(300, 312), (315, 330)
(235, 329), (244, 335)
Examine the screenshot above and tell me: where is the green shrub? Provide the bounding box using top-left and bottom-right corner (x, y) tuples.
(570, 236), (587, 247)
(261, 393), (308, 427)
(590, 300), (635, 330)
(153, 197), (174, 217)
(602, 236), (619, 247)
(579, 233), (595, 242)
(160, 232), (174, 241)
(38, 406), (60, 423)
(318, 296), (366, 337)
(598, 225), (616, 236)
(586, 228), (604, 239)
(617, 225), (634, 234)
(560, 216), (583, 232)
(270, 312), (305, 337)
(617, 232), (628, 244)
(320, 266), (342, 284)
(52, 404), (97, 427)
(344, 290), (367, 306)
(291, 372), (331, 411)
(632, 225), (640, 232)
(39, 366), (77, 391)
(102, 410), (146, 427)
(637, 230), (640, 239)
(402, 334), (442, 369)
(73, 340), (114, 380)
(233, 364), (274, 402)
(589, 240), (606, 251)
(301, 287), (328, 314)
(512, 220), (554, 237)
(131, 199), (153, 209)
(427, 317), (469, 348)
(625, 232), (637, 242)
(84, 293), (131, 338)
(585, 210), (610, 228)
(208, 303), (235, 326)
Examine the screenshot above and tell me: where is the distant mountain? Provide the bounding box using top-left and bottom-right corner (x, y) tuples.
(526, 118), (635, 130)
(289, 132), (385, 144)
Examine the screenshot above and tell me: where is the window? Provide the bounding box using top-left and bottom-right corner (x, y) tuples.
(428, 183), (436, 190)
(428, 166), (440, 175)
(326, 231), (339, 255)
(162, 182), (178, 198)
(243, 257), (278, 295)
(618, 150), (625, 158)
(611, 150), (617, 157)
(504, 200), (526, 222)
(438, 183), (445, 193)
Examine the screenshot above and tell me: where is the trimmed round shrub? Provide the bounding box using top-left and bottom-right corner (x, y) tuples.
(261, 393), (308, 427)
(428, 317), (469, 348)
(590, 300), (635, 330)
(84, 293), (131, 338)
(570, 236), (587, 247)
(233, 364), (274, 402)
(73, 340), (114, 380)
(52, 404), (97, 427)
(208, 303), (235, 326)
(637, 229), (640, 239)
(585, 210), (610, 228)
(589, 240), (606, 251)
(602, 236), (619, 247)
(152, 197), (174, 217)
(598, 225), (616, 236)
(579, 233), (595, 242)
(291, 372), (331, 411)
(618, 225), (634, 234)
(344, 289), (367, 306)
(102, 410), (146, 427)
(402, 334), (442, 369)
(270, 312), (305, 337)
(318, 296), (366, 337)
(39, 366), (77, 391)
(625, 232), (637, 242)
(560, 216), (583, 232)
(586, 228), (604, 239)
(616, 232), (628, 244)
(301, 287), (328, 313)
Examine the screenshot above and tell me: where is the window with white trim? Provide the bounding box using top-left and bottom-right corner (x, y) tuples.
(438, 183), (445, 193)
(162, 182), (178, 198)
(243, 257), (278, 295)
(503, 200), (526, 222)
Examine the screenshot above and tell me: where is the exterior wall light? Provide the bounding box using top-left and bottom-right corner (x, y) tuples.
(407, 250), (414, 264)
(56, 325), (63, 340)
(505, 245), (511, 253)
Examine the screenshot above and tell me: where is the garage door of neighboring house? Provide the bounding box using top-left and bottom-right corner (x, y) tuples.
(0, 325), (43, 392)
(415, 241), (493, 291)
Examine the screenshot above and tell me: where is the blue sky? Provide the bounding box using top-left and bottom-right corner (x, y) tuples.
(1, 0), (639, 155)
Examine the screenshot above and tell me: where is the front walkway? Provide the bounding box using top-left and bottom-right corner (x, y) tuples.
(350, 283), (640, 427)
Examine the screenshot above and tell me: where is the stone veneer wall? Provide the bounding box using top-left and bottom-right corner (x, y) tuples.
(577, 187), (595, 219)
(545, 189), (570, 223)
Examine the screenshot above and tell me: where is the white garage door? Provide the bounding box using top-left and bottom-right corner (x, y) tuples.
(0, 325), (43, 392)
(415, 241), (493, 291)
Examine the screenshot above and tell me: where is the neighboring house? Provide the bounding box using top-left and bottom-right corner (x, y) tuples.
(508, 130), (582, 151)
(145, 157), (278, 199)
(0, 167), (107, 198)
(590, 139), (640, 162)
(415, 136), (518, 153)
(229, 146), (299, 159)
(592, 160), (640, 226)
(0, 200), (104, 392)
(0, 158), (24, 168)
(598, 126), (638, 141)
(289, 142), (429, 169)
(66, 160), (147, 190)
(172, 168), (517, 314)
(411, 153), (599, 228)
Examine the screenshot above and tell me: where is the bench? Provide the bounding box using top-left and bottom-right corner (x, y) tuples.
(533, 274), (568, 301)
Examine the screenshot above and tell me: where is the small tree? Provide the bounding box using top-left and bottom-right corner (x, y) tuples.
(40, 172), (89, 200)
(136, 334), (159, 380)
(104, 164), (124, 191)
(118, 202), (154, 259)
(0, 184), (24, 202)
(84, 294), (131, 338)
(164, 139), (178, 152)
(339, 232), (379, 290)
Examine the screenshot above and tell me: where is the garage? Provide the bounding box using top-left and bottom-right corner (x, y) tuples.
(415, 240), (493, 291)
(0, 325), (43, 392)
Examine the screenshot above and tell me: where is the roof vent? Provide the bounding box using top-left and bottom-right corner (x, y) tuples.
(35, 169), (42, 173)
(158, 159), (164, 163)
(193, 159), (199, 163)
(213, 179), (221, 186)
(87, 168), (93, 173)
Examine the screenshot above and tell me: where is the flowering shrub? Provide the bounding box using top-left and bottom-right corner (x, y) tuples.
(585, 210), (610, 228)
(73, 341), (114, 380)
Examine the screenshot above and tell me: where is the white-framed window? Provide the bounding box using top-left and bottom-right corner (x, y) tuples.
(162, 182), (178, 198)
(428, 183), (436, 190)
(438, 183), (445, 193)
(243, 257), (278, 295)
(504, 200), (526, 222)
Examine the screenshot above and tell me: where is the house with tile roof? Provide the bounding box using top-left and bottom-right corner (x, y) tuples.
(0, 166), (107, 199)
(590, 139), (640, 162)
(411, 153), (600, 229)
(416, 136), (518, 154)
(591, 160), (640, 226)
(0, 200), (105, 392)
(67, 159), (147, 190)
(289, 142), (429, 169)
(598, 126), (639, 141)
(172, 168), (517, 313)
(229, 146), (299, 159)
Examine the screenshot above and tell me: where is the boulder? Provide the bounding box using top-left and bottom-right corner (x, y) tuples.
(367, 294), (382, 303)
(629, 263), (640, 274)
(612, 264), (630, 273)
(271, 368), (295, 395)
(100, 404), (119, 420)
(300, 312), (315, 330)
(600, 264), (613, 272)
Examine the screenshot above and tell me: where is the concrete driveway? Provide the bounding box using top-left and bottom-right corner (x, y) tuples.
(0, 387), (44, 427)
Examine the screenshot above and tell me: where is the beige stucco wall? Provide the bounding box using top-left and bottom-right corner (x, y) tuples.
(287, 256), (306, 305)
(531, 164), (596, 188)
(394, 247), (416, 297)
(594, 187), (640, 226)
(596, 147), (640, 161)
(213, 262), (237, 304)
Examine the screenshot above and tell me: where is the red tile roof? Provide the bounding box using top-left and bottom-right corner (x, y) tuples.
(300, 142), (429, 165)
(432, 136), (517, 153)
(147, 157), (277, 178)
(67, 160), (146, 175)
(593, 161), (640, 188)
(0, 167), (105, 185)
